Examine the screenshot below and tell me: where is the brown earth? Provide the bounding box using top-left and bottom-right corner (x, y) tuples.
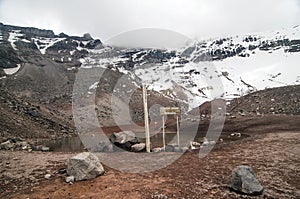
(0, 115), (299, 199)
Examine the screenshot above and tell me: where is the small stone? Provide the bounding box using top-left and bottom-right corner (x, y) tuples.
(66, 176), (75, 183)
(41, 146), (50, 152)
(44, 174), (51, 179)
(152, 147), (162, 153)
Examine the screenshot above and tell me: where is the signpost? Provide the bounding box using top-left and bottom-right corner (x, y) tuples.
(160, 107), (181, 149)
(143, 85), (151, 153)
(142, 84), (181, 152)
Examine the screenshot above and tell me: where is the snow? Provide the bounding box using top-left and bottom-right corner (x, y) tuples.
(70, 50), (76, 55)
(213, 48), (300, 99)
(8, 31), (23, 50)
(79, 54), (129, 69)
(0, 76), (7, 80)
(3, 64), (21, 75)
(33, 37), (66, 55)
(89, 81), (99, 90)
(67, 67), (77, 71)
(76, 26), (300, 110)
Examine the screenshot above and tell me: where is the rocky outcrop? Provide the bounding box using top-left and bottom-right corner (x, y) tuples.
(0, 23), (55, 38)
(228, 165), (264, 195)
(0, 45), (22, 68)
(66, 152), (105, 181)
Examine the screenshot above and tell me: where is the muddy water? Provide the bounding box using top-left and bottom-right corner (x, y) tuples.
(46, 136), (85, 152)
(48, 132), (248, 152)
(48, 133), (184, 152)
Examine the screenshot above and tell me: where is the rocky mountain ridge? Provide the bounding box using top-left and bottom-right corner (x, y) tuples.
(0, 22), (299, 120)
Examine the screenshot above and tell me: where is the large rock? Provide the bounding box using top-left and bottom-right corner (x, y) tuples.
(131, 143), (146, 152)
(228, 165), (264, 195)
(109, 131), (140, 151)
(66, 152), (104, 181)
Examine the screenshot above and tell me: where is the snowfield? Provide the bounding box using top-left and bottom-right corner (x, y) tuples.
(78, 26), (300, 109)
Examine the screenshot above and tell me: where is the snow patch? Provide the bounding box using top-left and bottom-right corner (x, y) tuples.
(89, 81), (99, 90)
(33, 37), (66, 55)
(67, 67), (77, 71)
(8, 30), (23, 50)
(3, 64), (21, 75)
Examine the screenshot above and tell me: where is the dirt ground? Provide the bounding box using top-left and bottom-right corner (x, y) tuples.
(1, 116), (300, 199)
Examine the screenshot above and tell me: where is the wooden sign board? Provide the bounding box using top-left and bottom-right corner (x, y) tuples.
(160, 107), (180, 115)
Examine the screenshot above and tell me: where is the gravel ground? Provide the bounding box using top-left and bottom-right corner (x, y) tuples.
(1, 130), (299, 199)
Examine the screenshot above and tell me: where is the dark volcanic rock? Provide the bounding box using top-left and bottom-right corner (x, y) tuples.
(0, 23), (55, 38)
(0, 45), (22, 68)
(228, 165), (264, 195)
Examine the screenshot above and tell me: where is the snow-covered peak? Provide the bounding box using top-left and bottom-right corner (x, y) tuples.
(79, 26), (300, 110)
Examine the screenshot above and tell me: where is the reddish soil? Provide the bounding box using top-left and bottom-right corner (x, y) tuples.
(1, 115), (300, 199)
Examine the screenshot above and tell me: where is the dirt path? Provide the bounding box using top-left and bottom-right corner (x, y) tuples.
(2, 131), (299, 199)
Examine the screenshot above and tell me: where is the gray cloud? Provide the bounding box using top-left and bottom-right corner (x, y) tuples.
(0, 0), (299, 43)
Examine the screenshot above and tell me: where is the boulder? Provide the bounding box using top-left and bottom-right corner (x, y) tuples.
(228, 165), (264, 195)
(131, 143), (146, 152)
(66, 152), (104, 181)
(109, 131), (140, 151)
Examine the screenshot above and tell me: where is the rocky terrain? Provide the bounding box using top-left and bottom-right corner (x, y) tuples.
(0, 22), (300, 198)
(1, 119), (299, 198)
(190, 85), (300, 118)
(1, 22), (300, 112)
(227, 85), (300, 116)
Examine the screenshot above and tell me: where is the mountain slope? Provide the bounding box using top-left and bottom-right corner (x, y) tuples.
(1, 22), (299, 117)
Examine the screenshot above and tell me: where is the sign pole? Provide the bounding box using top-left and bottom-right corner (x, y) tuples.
(162, 115), (165, 150)
(143, 85), (151, 153)
(176, 115), (180, 147)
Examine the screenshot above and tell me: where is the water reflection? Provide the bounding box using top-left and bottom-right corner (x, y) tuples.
(48, 133), (181, 152)
(47, 136), (85, 152)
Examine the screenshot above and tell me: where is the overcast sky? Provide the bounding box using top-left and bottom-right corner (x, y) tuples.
(0, 0), (300, 43)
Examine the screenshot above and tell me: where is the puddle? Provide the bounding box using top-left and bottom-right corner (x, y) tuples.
(46, 136), (85, 152)
(47, 132), (248, 152)
(48, 133), (185, 152)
